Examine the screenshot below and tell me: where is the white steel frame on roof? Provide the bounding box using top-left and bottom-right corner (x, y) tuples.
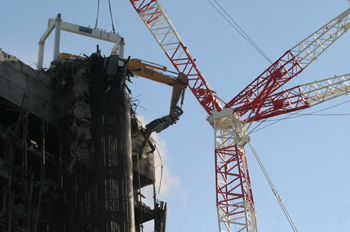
(37, 13), (123, 69)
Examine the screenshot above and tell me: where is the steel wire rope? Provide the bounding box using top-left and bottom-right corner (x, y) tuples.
(95, 0), (100, 29)
(155, 144), (164, 194)
(213, 0), (273, 64)
(248, 142), (298, 232)
(207, 0), (273, 64)
(262, 99), (350, 121)
(263, 112), (350, 121)
(246, 100), (350, 231)
(108, 0), (115, 33)
(249, 99), (350, 134)
(248, 108), (307, 135)
(293, 113), (350, 116)
(136, 138), (164, 231)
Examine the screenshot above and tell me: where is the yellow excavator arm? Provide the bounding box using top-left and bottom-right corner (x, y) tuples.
(127, 59), (188, 114)
(126, 59), (188, 133)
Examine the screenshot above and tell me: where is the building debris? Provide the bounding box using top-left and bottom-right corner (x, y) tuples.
(0, 48), (167, 232)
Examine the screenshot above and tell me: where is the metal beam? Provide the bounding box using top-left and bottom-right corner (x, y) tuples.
(37, 14), (122, 69)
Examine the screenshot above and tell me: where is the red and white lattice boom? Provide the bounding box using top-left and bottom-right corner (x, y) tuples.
(129, 1), (350, 231)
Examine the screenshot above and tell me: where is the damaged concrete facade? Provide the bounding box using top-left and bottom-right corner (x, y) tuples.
(0, 49), (167, 232)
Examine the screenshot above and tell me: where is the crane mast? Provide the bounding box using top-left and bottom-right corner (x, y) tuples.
(129, 1), (350, 231)
(209, 8), (350, 232)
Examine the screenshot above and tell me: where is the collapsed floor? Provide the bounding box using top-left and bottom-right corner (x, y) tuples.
(0, 49), (167, 232)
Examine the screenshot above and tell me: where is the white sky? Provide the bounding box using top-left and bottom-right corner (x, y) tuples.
(1, 1), (350, 232)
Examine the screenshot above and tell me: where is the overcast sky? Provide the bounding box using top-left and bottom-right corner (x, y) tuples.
(1, 1), (350, 232)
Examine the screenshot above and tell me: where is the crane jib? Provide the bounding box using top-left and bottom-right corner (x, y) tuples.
(130, 0), (223, 115)
(226, 50), (304, 114)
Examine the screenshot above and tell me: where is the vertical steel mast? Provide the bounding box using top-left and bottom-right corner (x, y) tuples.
(208, 108), (257, 232)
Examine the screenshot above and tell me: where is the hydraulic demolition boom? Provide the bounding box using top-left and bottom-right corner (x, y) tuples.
(126, 59), (188, 133)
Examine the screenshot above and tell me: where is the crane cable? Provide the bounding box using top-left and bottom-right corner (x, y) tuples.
(95, 0), (115, 33)
(155, 145), (164, 194)
(108, 0), (116, 33)
(95, 0), (100, 29)
(248, 142), (299, 232)
(249, 99), (350, 134)
(207, 0), (273, 64)
(248, 109), (304, 135)
(264, 99), (350, 121)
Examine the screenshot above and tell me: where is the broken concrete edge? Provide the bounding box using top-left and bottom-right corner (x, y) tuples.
(0, 48), (58, 125)
(0, 48), (20, 62)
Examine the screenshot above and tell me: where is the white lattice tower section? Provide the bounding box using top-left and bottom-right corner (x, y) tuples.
(209, 108), (257, 232)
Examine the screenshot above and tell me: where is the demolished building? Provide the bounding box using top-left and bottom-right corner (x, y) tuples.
(0, 48), (167, 232)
